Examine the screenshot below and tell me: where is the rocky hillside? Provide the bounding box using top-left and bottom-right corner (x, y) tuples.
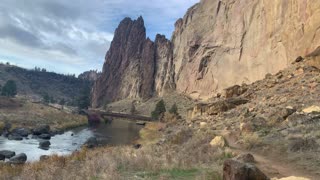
(0, 63), (91, 104)
(78, 70), (101, 82)
(185, 56), (320, 178)
(92, 0), (320, 107)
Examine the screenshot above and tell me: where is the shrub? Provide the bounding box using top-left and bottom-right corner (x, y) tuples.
(130, 102), (137, 115)
(242, 133), (263, 149)
(169, 103), (178, 115)
(151, 100), (166, 120)
(1, 80), (17, 97)
(42, 93), (50, 104)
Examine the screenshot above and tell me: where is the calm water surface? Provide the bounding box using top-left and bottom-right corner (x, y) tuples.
(0, 119), (142, 161)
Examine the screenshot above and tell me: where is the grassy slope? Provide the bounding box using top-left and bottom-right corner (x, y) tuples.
(0, 97), (87, 131)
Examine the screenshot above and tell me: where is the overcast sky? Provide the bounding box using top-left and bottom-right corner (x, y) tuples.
(0, 0), (199, 75)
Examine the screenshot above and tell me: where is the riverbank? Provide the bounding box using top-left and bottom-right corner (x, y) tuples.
(0, 121), (225, 180)
(0, 97), (87, 133)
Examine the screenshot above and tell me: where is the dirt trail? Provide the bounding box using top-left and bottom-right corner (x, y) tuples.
(218, 130), (318, 180)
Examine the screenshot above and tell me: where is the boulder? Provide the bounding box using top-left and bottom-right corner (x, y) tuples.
(0, 154), (4, 161)
(235, 153), (255, 163)
(133, 144), (142, 149)
(210, 136), (226, 148)
(295, 56), (304, 63)
(33, 125), (50, 135)
(8, 134), (23, 141)
(302, 106), (320, 114)
(11, 128), (31, 137)
(224, 85), (248, 98)
(136, 121), (146, 126)
(39, 140), (51, 150)
(40, 155), (50, 161)
(200, 122), (207, 129)
(9, 153), (27, 164)
(85, 137), (98, 148)
(275, 176), (310, 180)
(38, 134), (51, 140)
(288, 138), (318, 152)
(0, 150), (16, 158)
(223, 159), (269, 180)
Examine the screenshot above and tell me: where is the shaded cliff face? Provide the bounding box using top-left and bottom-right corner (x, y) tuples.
(91, 17), (175, 107)
(172, 0), (320, 100)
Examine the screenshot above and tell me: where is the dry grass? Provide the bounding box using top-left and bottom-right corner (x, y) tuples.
(0, 97), (87, 130)
(138, 122), (165, 145)
(0, 124), (228, 180)
(241, 132), (263, 150)
(0, 121), (5, 133)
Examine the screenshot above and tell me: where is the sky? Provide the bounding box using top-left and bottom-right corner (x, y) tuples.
(0, 0), (199, 75)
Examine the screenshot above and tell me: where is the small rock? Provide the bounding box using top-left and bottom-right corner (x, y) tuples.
(9, 153), (27, 164)
(223, 159), (269, 180)
(40, 155), (50, 161)
(136, 121), (146, 126)
(39, 140), (51, 150)
(33, 125), (50, 135)
(38, 134), (51, 140)
(133, 144), (142, 149)
(235, 153), (255, 163)
(0, 150), (16, 158)
(85, 137), (98, 148)
(11, 128), (31, 137)
(200, 122), (207, 129)
(8, 134), (23, 141)
(210, 136), (226, 148)
(295, 56), (304, 63)
(275, 176), (310, 180)
(0, 154), (4, 161)
(302, 105), (320, 114)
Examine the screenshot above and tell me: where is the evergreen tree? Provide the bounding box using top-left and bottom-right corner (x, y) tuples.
(42, 93), (50, 104)
(151, 99), (166, 120)
(169, 103), (178, 115)
(77, 86), (91, 109)
(1, 80), (17, 97)
(59, 98), (66, 106)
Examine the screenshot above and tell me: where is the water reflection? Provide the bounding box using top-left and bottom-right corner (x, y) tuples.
(0, 119), (142, 161)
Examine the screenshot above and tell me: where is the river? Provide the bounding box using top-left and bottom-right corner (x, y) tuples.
(0, 119), (142, 162)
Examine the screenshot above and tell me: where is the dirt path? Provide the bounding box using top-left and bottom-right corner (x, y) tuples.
(217, 130), (318, 180)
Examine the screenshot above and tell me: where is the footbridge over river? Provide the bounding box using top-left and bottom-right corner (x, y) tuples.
(81, 110), (153, 123)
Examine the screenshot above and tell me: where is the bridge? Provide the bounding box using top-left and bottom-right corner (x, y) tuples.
(81, 110), (153, 123)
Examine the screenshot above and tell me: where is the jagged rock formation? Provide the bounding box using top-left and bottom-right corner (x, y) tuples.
(91, 17), (175, 107)
(92, 0), (320, 107)
(78, 70), (101, 82)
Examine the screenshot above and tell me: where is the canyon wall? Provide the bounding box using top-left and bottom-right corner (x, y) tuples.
(172, 0), (320, 100)
(92, 0), (320, 107)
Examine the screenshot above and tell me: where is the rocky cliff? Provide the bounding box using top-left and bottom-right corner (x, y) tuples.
(78, 70), (101, 82)
(92, 0), (320, 107)
(91, 17), (175, 107)
(172, 0), (320, 100)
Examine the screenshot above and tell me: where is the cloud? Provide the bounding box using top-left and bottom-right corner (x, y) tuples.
(0, 0), (199, 74)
